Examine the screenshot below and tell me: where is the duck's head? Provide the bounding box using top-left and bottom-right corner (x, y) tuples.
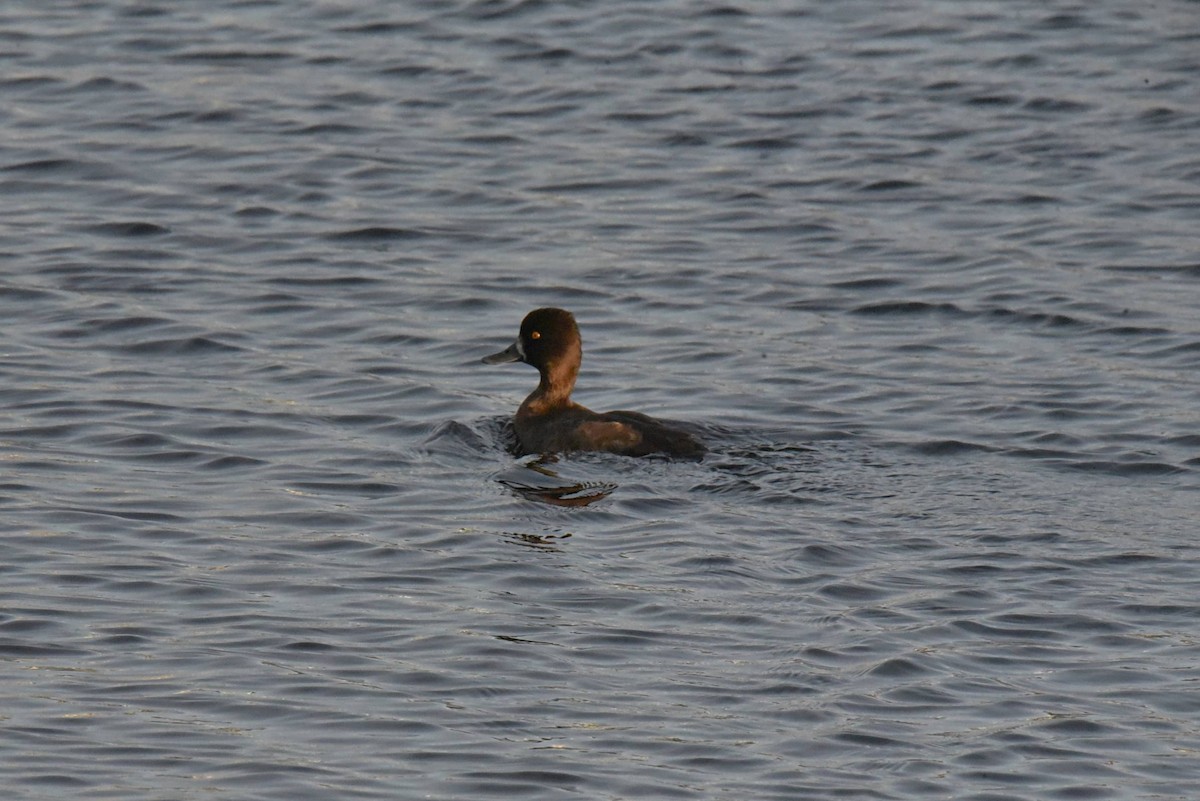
(482, 308), (582, 375)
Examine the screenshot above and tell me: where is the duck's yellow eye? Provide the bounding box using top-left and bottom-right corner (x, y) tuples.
(530, 331), (541, 340)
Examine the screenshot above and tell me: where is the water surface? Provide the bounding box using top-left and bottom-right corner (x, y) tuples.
(2, 2), (1198, 799)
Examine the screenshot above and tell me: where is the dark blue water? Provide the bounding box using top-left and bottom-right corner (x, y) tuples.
(2, 2), (1198, 799)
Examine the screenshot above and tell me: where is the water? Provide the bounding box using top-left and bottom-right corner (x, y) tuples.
(2, 1), (1198, 799)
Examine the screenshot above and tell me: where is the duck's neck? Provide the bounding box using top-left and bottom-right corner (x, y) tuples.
(522, 360), (578, 414)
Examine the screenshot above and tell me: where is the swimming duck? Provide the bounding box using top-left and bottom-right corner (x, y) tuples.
(483, 308), (705, 459)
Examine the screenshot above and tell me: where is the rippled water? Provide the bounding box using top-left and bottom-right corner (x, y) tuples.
(3, 2), (1199, 799)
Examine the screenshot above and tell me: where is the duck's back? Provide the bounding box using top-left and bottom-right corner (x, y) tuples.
(513, 405), (705, 459)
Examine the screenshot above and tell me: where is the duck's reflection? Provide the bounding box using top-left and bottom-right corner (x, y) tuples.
(502, 531), (571, 551)
(495, 457), (616, 507)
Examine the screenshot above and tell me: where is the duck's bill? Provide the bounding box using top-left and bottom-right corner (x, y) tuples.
(482, 340), (523, 364)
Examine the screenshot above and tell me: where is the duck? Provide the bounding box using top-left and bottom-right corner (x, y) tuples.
(482, 308), (705, 459)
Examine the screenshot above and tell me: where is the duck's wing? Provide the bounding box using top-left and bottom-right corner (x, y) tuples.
(575, 418), (643, 452)
(602, 411), (706, 459)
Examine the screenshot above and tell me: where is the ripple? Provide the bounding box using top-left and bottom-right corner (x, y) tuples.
(119, 336), (244, 355)
(85, 221), (170, 237)
(321, 226), (430, 241)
